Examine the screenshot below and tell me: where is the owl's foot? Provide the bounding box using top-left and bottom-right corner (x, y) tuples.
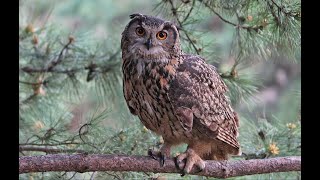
(148, 144), (171, 167)
(175, 148), (205, 176)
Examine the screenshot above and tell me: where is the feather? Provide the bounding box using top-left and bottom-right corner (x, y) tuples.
(168, 54), (240, 149)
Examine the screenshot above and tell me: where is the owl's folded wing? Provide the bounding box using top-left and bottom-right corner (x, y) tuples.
(168, 54), (240, 149)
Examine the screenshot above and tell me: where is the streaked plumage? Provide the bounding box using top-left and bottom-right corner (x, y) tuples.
(121, 13), (241, 174)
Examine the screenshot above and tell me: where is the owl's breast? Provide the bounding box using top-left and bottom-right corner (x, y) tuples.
(122, 58), (189, 140)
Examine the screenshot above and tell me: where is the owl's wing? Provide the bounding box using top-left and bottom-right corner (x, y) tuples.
(168, 55), (240, 149)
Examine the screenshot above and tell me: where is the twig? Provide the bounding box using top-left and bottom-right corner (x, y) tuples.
(200, 0), (262, 32)
(19, 154), (301, 178)
(90, 172), (97, 180)
(168, 0), (200, 55)
(182, 29), (200, 54)
(104, 172), (123, 180)
(47, 38), (74, 71)
(267, 0), (281, 27)
(19, 145), (88, 154)
(79, 123), (100, 152)
(21, 60), (119, 75)
(19, 80), (47, 86)
(20, 37), (75, 74)
(269, 0), (300, 18)
(181, 0), (195, 24)
(67, 172), (77, 180)
(20, 94), (37, 104)
(19, 142), (80, 146)
(21, 66), (83, 74)
(201, 1), (237, 26)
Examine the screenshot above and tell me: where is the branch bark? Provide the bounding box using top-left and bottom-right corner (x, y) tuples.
(19, 154), (300, 178)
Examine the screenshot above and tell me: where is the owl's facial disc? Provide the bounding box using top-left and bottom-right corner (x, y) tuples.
(122, 15), (181, 60)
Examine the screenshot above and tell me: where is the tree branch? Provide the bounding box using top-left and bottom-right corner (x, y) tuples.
(46, 37), (74, 71)
(19, 154), (300, 178)
(19, 142), (80, 146)
(200, 0), (263, 32)
(167, 0), (201, 55)
(19, 145), (87, 154)
(269, 0), (300, 18)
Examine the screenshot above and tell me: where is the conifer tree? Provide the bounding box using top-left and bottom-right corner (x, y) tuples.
(19, 0), (300, 179)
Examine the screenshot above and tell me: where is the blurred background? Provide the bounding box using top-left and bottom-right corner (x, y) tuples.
(19, 0), (300, 179)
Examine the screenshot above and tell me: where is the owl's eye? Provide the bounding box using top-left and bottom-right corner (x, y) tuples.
(156, 31), (167, 40)
(135, 27), (145, 36)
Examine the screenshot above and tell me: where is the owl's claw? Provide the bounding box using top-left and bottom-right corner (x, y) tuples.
(148, 149), (166, 167)
(160, 154), (165, 167)
(174, 157), (186, 176)
(175, 148), (205, 176)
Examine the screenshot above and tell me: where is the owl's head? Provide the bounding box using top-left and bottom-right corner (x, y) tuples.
(121, 13), (181, 60)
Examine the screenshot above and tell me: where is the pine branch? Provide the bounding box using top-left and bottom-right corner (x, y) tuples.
(46, 37), (73, 71)
(181, 0), (195, 24)
(267, 0), (281, 27)
(269, 0), (300, 18)
(200, 0), (262, 32)
(167, 0), (200, 55)
(19, 154), (300, 178)
(19, 142), (80, 146)
(20, 49), (120, 75)
(19, 145), (87, 154)
(21, 66), (82, 74)
(20, 94), (37, 104)
(19, 80), (47, 86)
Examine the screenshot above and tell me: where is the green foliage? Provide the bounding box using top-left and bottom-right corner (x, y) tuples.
(19, 0), (300, 179)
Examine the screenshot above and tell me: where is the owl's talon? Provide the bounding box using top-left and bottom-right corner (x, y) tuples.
(174, 157), (184, 171)
(174, 157), (179, 169)
(175, 148), (205, 175)
(175, 158), (186, 171)
(160, 154), (165, 167)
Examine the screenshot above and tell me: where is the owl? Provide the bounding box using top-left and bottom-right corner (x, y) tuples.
(121, 13), (241, 175)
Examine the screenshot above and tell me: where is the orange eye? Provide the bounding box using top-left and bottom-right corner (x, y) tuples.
(156, 31), (167, 40)
(135, 27), (145, 36)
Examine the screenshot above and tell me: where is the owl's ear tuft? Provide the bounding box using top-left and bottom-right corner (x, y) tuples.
(176, 25), (182, 32)
(130, 13), (144, 19)
(164, 21), (181, 32)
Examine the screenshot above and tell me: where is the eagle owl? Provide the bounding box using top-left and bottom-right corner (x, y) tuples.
(121, 14), (241, 175)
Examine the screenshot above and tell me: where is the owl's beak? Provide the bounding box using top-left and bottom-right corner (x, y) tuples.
(145, 38), (152, 50)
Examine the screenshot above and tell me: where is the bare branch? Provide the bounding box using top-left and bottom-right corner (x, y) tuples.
(19, 154), (300, 178)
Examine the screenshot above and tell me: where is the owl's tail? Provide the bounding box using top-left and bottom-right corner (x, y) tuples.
(204, 139), (242, 160)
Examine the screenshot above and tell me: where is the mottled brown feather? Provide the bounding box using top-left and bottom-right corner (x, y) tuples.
(168, 54), (240, 150)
